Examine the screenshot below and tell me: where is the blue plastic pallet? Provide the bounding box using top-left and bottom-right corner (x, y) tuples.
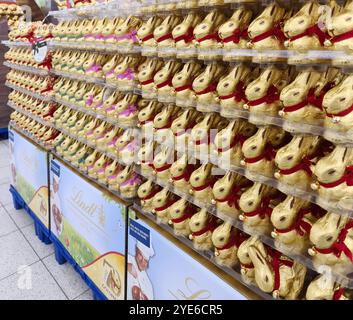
(9, 185), (51, 244)
(10, 185), (107, 300)
(0, 127), (8, 140)
(50, 234), (107, 301)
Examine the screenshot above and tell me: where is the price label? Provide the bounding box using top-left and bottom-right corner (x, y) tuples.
(32, 39), (48, 63)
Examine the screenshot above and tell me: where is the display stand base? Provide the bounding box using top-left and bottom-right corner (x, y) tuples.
(0, 127), (8, 140)
(50, 234), (107, 300)
(9, 185), (51, 245)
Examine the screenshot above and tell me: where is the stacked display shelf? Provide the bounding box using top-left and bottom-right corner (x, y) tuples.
(4, 0), (353, 300)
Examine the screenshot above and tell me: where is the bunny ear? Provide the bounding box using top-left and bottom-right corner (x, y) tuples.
(289, 196), (295, 209)
(297, 136), (304, 148)
(261, 128), (267, 139)
(266, 70), (273, 82)
(308, 2), (315, 15)
(230, 119), (238, 132)
(342, 147), (349, 162)
(269, 3), (276, 16)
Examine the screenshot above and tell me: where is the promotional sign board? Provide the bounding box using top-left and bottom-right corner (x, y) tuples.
(127, 213), (247, 300)
(49, 157), (127, 300)
(9, 128), (49, 227)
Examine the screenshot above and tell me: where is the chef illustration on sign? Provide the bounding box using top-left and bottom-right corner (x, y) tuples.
(127, 240), (155, 300)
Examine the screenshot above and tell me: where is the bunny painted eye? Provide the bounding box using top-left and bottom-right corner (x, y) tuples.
(199, 79), (204, 83)
(176, 209), (180, 213)
(299, 19), (305, 24)
(219, 237), (224, 241)
(287, 155), (293, 160)
(220, 188), (224, 192)
(195, 222), (200, 226)
(195, 177), (200, 181)
(328, 169), (335, 175)
(158, 199), (161, 202)
(228, 22), (234, 27)
(251, 146), (257, 150)
(202, 25), (207, 30)
(248, 201), (254, 206)
(279, 216), (286, 222)
(178, 168), (182, 172)
(326, 236), (333, 242)
(265, 275), (269, 283)
(346, 17), (352, 22)
(259, 20), (265, 25)
(340, 97), (346, 102)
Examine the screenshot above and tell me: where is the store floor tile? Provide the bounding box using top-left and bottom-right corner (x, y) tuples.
(0, 230), (39, 280)
(74, 289), (93, 300)
(0, 261), (67, 300)
(0, 165), (10, 185)
(0, 206), (17, 237)
(0, 139), (93, 300)
(0, 183), (14, 206)
(43, 254), (90, 300)
(21, 224), (54, 259)
(3, 204), (33, 229)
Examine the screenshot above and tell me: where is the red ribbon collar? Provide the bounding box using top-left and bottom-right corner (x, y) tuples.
(244, 144), (276, 164)
(140, 78), (154, 86)
(223, 27), (249, 44)
(215, 235), (238, 251)
(171, 205), (197, 224)
(251, 22), (285, 44)
(174, 27), (194, 43)
(195, 83), (218, 96)
(172, 164), (194, 182)
(191, 217), (218, 237)
(283, 82), (335, 113)
(175, 84), (193, 92)
(156, 33), (173, 43)
(154, 199), (177, 212)
(326, 104), (353, 118)
(191, 176), (217, 192)
(217, 134), (246, 153)
(248, 85), (279, 107)
(214, 186), (242, 209)
(197, 32), (221, 43)
(279, 157), (313, 177)
(314, 221), (353, 262)
(318, 166), (353, 189)
(289, 24), (329, 46)
(156, 78), (172, 89)
(171, 212), (194, 224)
(274, 208), (312, 236)
(154, 163), (172, 173)
(331, 29), (353, 44)
(218, 81), (247, 102)
(243, 197), (273, 219)
(141, 188), (160, 201)
(141, 34), (154, 42)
